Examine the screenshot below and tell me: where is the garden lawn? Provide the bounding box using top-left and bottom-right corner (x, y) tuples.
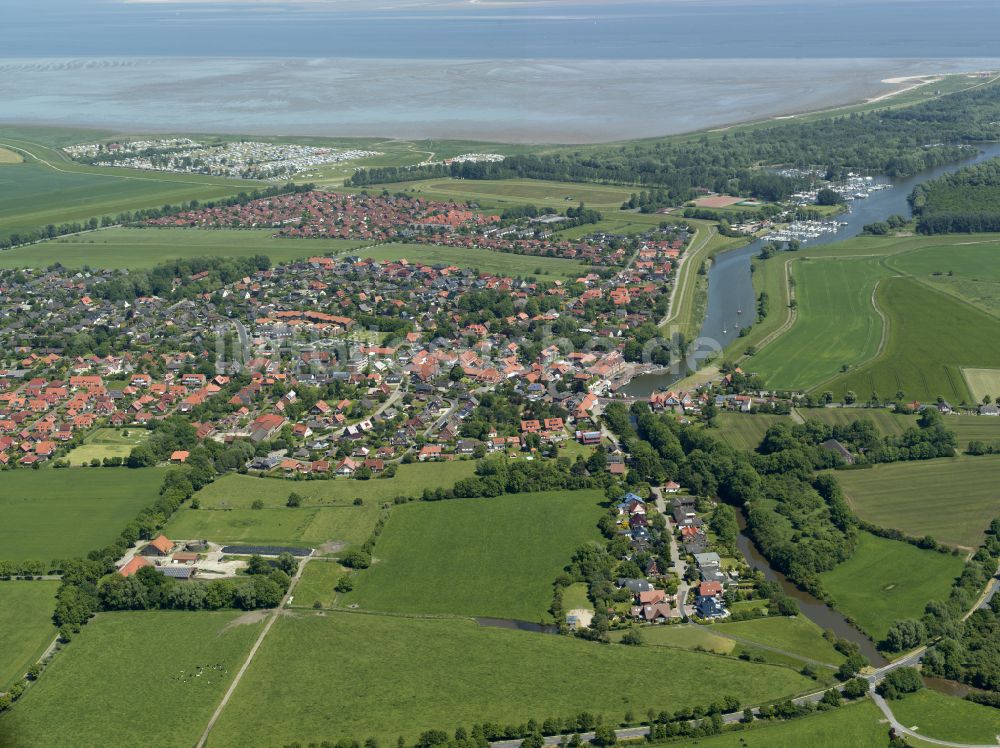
(62, 427), (149, 466)
(712, 413), (791, 452)
(747, 257), (892, 392)
(0, 227), (373, 270)
(681, 699), (888, 747)
(824, 277), (1000, 404)
(209, 612), (818, 745)
(819, 532), (963, 644)
(835, 455), (1000, 549)
(342, 490), (606, 621)
(356, 243), (591, 280)
(188, 462), (478, 509)
(0, 582), (58, 689)
(0, 610), (263, 748)
(0, 468), (165, 562)
(707, 616), (846, 667)
(892, 688), (1000, 744)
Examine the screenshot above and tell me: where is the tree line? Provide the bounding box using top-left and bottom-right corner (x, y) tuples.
(910, 157), (1000, 234)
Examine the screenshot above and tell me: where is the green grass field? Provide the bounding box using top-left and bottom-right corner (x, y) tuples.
(0, 138), (247, 239)
(0, 468), (165, 562)
(562, 582), (593, 613)
(947, 414), (1000, 445)
(819, 532), (964, 644)
(292, 560), (346, 609)
(342, 490), (606, 621)
(0, 582), (58, 689)
(0, 148), (23, 165)
(963, 368), (1000, 404)
(386, 178), (635, 209)
(747, 257), (892, 391)
(209, 612), (818, 744)
(0, 228), (373, 270)
(826, 277), (1000, 404)
(355, 243), (591, 280)
(834, 455), (1000, 549)
(679, 699), (889, 748)
(0, 610), (263, 748)
(892, 688), (1000, 744)
(62, 428), (149, 466)
(707, 616), (847, 667)
(610, 623), (736, 654)
(711, 413), (791, 452)
(793, 407), (917, 436)
(885, 237), (1000, 317)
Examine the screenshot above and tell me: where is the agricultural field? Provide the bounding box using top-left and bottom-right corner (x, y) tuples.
(0, 147), (23, 164)
(62, 427), (149, 466)
(886, 237), (1000, 317)
(0, 468), (165, 562)
(0, 137), (246, 239)
(963, 368), (1000, 404)
(342, 490), (606, 621)
(826, 278), (1000, 404)
(291, 560), (345, 609)
(891, 688), (1000, 745)
(707, 616), (847, 667)
(711, 412), (791, 452)
(0, 582), (58, 690)
(610, 623), (735, 654)
(389, 178), (635, 210)
(676, 699), (889, 748)
(834, 455), (1000, 549)
(746, 256), (892, 392)
(187, 462), (478, 509)
(947, 414), (1000, 445)
(209, 612), (818, 744)
(354, 243), (591, 280)
(793, 407), (917, 436)
(0, 610), (263, 748)
(0, 228), (373, 270)
(819, 532), (964, 644)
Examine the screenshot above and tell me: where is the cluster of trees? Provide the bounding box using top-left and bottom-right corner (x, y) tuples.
(450, 455), (602, 499)
(349, 84), (1000, 201)
(0, 182), (311, 252)
(97, 553), (294, 611)
(95, 254), (270, 301)
(814, 188), (845, 206)
(910, 157), (1000, 234)
(861, 213), (907, 235)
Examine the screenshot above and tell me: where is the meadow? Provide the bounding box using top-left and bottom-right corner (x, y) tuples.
(0, 137), (246, 239)
(746, 256), (891, 392)
(793, 406), (917, 436)
(0, 228), (373, 271)
(826, 277), (1000, 404)
(291, 559), (345, 609)
(0, 468), (165, 562)
(707, 616), (847, 667)
(947, 414), (1000, 445)
(0, 582), (58, 689)
(342, 489), (606, 621)
(819, 532), (964, 644)
(711, 412), (791, 452)
(834, 455), (1000, 549)
(610, 623), (736, 654)
(0, 610), (263, 748)
(209, 612), (818, 744)
(886, 237), (1000, 317)
(963, 368), (1000, 404)
(891, 688), (1000, 744)
(354, 243), (591, 280)
(381, 178), (635, 210)
(62, 427), (149, 465)
(0, 148), (23, 164)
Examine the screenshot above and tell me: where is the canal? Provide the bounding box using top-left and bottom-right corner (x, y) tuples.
(622, 141), (1000, 397)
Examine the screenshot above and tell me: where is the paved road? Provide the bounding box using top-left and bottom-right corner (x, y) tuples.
(652, 487), (690, 619)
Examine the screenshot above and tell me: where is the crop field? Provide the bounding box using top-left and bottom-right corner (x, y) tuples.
(188, 462), (478, 509)
(163, 502), (380, 553)
(708, 616), (847, 667)
(746, 257), (892, 392)
(826, 278), (1000, 404)
(0, 139), (246, 239)
(355, 243), (591, 280)
(886, 238), (1000, 317)
(0, 147), (23, 164)
(678, 699), (889, 748)
(835, 455), (1000, 549)
(0, 468), (165, 562)
(396, 178), (635, 209)
(62, 427), (149, 465)
(963, 368), (1000, 404)
(0, 582), (58, 689)
(209, 612), (818, 744)
(342, 490), (606, 621)
(0, 610), (263, 748)
(892, 688), (1000, 745)
(947, 414), (1000, 445)
(793, 407), (917, 436)
(819, 532), (964, 644)
(711, 413), (791, 451)
(0, 228), (374, 270)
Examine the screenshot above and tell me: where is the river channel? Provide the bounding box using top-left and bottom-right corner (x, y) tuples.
(622, 141), (1000, 398)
